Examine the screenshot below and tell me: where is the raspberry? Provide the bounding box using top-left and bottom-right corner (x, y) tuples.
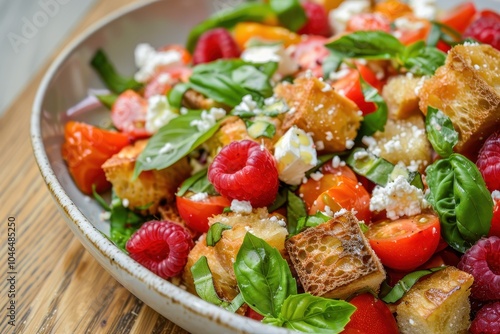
(463, 12), (500, 50)
(126, 221), (193, 279)
(477, 131), (500, 192)
(298, 2), (332, 37)
(208, 140), (279, 208)
(470, 302), (500, 334)
(192, 28), (240, 65)
(457, 236), (500, 300)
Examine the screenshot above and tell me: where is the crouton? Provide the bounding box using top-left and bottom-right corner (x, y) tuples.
(382, 74), (423, 120)
(275, 77), (362, 153)
(285, 211), (385, 299)
(396, 266), (474, 334)
(102, 140), (192, 215)
(182, 89), (217, 110)
(418, 44), (500, 157)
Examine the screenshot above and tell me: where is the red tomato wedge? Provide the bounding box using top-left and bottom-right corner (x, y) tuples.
(307, 175), (371, 223)
(61, 121), (130, 195)
(365, 214), (441, 271)
(343, 293), (398, 334)
(111, 89), (150, 140)
(176, 193), (231, 233)
(439, 2), (477, 33)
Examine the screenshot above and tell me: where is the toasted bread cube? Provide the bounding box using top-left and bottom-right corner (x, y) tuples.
(370, 114), (432, 173)
(275, 77), (362, 153)
(102, 140), (191, 215)
(285, 212), (385, 299)
(182, 208), (288, 302)
(382, 74), (423, 120)
(418, 44), (500, 156)
(396, 266), (474, 334)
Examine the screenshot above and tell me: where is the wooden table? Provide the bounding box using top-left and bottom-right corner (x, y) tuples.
(0, 1), (188, 333)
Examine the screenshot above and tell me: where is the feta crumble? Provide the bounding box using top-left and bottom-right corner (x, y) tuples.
(329, 0), (370, 34)
(134, 43), (183, 82)
(230, 199), (253, 213)
(241, 44), (298, 77)
(145, 95), (178, 133)
(190, 192), (209, 202)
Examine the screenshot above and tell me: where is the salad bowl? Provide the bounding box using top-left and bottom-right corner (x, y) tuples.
(31, 0), (499, 333)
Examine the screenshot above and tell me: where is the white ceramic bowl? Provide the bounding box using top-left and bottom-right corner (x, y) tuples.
(31, 1), (498, 333)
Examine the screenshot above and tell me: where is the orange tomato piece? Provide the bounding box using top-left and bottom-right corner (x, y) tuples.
(233, 22), (302, 49)
(374, 0), (413, 21)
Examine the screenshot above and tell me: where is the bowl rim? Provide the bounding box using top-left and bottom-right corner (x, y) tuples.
(30, 1), (292, 333)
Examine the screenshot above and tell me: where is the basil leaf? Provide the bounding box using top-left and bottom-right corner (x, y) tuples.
(381, 267), (446, 303)
(266, 293), (355, 333)
(287, 190), (307, 236)
(168, 83), (190, 109)
(425, 107), (458, 158)
(359, 222), (369, 233)
(322, 51), (344, 79)
(96, 94), (117, 110)
(191, 256), (245, 312)
(427, 21), (461, 47)
(426, 154), (493, 253)
(267, 185), (288, 212)
(294, 211), (331, 236)
(90, 49), (143, 94)
(186, 2), (274, 52)
(325, 31), (404, 60)
(269, 0), (307, 32)
(402, 42), (446, 76)
(206, 223), (232, 247)
(234, 233), (297, 317)
(358, 78), (388, 137)
(134, 110), (222, 177)
(176, 169), (207, 197)
(232, 64), (276, 97)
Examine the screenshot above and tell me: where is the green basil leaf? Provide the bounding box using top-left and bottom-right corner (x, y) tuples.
(177, 168), (218, 196)
(269, 0), (307, 32)
(425, 107), (459, 158)
(304, 153), (336, 178)
(325, 31), (404, 60)
(427, 21), (461, 47)
(358, 77), (388, 137)
(322, 51), (344, 79)
(176, 169), (208, 197)
(168, 83), (190, 109)
(381, 267), (446, 303)
(90, 49), (143, 94)
(359, 222), (369, 233)
(206, 223), (232, 247)
(234, 233), (297, 317)
(286, 190), (307, 236)
(232, 64), (276, 97)
(186, 2), (274, 52)
(426, 154), (493, 253)
(294, 211), (331, 236)
(267, 185), (288, 212)
(267, 293), (355, 333)
(96, 94), (117, 110)
(134, 110), (222, 177)
(191, 256), (245, 312)
(402, 42), (446, 76)
(108, 192), (147, 251)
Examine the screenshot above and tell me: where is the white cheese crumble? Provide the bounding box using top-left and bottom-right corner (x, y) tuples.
(370, 175), (429, 220)
(145, 95), (178, 133)
(329, 0), (370, 34)
(190, 192), (209, 202)
(122, 198), (130, 208)
(409, 0), (437, 20)
(241, 44), (298, 77)
(134, 43), (183, 82)
(394, 17), (425, 31)
(274, 126), (318, 185)
(269, 215), (287, 227)
(492, 190), (500, 201)
(310, 171), (324, 181)
(190, 107), (226, 132)
(230, 199), (253, 213)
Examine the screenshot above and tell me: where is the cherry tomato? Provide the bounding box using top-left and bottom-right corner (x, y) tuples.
(292, 36), (330, 77)
(331, 64), (383, 115)
(111, 89), (150, 140)
(245, 307), (264, 321)
(299, 166), (357, 210)
(489, 198), (500, 237)
(374, 0), (413, 21)
(176, 193), (231, 233)
(439, 2), (477, 33)
(395, 16), (432, 46)
(346, 13), (391, 33)
(365, 214), (441, 271)
(343, 293), (399, 334)
(308, 175), (371, 223)
(233, 22), (302, 49)
(61, 121), (130, 195)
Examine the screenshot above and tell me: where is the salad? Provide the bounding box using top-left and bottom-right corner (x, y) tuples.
(61, 1), (500, 333)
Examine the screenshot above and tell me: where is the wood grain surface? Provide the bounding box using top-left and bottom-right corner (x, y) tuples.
(0, 1), (189, 333)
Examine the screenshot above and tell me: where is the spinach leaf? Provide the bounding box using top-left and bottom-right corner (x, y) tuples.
(186, 2), (274, 52)
(191, 256), (245, 312)
(206, 223), (232, 247)
(134, 110), (222, 177)
(269, 0), (307, 32)
(286, 190), (308, 236)
(264, 294), (355, 332)
(380, 267), (446, 303)
(426, 154), (493, 253)
(425, 107), (458, 158)
(234, 233), (297, 317)
(90, 49), (143, 94)
(325, 31), (404, 60)
(357, 78), (388, 137)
